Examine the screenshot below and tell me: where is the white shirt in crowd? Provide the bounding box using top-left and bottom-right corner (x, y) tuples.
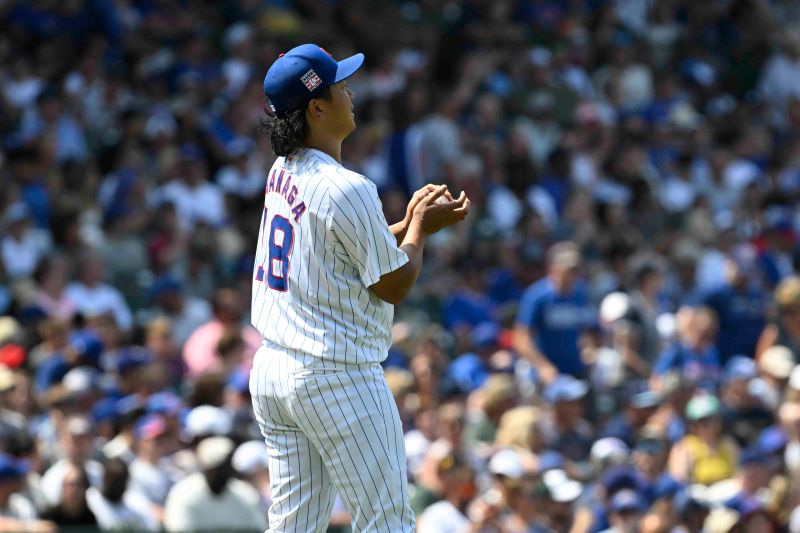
(86, 486), (159, 532)
(417, 500), (470, 533)
(129, 458), (174, 506)
(64, 281), (134, 331)
(40, 458), (104, 507)
(164, 472), (266, 533)
(156, 180), (226, 231)
(1, 229), (49, 280)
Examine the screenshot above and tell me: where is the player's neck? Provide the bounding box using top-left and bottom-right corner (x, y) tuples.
(304, 131), (343, 164)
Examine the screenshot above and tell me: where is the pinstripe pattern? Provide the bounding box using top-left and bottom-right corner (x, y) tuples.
(251, 342), (415, 533)
(251, 148), (408, 364)
(250, 148), (415, 532)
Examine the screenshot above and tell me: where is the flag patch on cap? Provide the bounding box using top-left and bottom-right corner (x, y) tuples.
(300, 69), (322, 91)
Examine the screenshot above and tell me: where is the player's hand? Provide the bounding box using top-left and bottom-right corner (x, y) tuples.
(403, 184), (452, 226)
(411, 185), (471, 236)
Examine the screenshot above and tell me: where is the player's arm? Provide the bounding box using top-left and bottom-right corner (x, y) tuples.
(371, 186), (469, 304)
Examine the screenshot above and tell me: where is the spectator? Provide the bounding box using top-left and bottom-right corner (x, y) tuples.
(668, 395), (739, 485)
(539, 375), (594, 462)
(182, 288), (261, 378)
(1, 203), (48, 281)
(514, 241), (595, 382)
(40, 415), (103, 507)
(599, 489), (647, 533)
(40, 461), (98, 530)
(64, 254), (133, 332)
(231, 440), (271, 521)
(0, 453), (55, 533)
(692, 250), (767, 363)
(756, 276), (800, 359)
(163, 436), (265, 533)
(148, 275), (212, 347)
(653, 307), (721, 387)
(417, 452), (487, 533)
(128, 415), (174, 513)
(85, 457), (158, 532)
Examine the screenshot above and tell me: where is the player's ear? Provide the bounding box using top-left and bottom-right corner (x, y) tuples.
(307, 98), (325, 121)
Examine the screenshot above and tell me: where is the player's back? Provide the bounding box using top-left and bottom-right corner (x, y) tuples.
(251, 147), (408, 364)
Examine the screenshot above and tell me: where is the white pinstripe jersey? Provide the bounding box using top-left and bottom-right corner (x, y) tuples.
(251, 147), (409, 364)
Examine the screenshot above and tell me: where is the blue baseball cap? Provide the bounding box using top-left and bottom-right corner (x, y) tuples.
(544, 375), (588, 404)
(0, 454), (29, 481)
(263, 44), (364, 117)
(147, 391), (183, 416)
(610, 489), (646, 513)
(722, 356), (757, 383)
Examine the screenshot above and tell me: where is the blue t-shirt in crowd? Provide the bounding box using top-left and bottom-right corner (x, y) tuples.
(653, 342), (721, 384)
(693, 284), (766, 363)
(516, 278), (595, 378)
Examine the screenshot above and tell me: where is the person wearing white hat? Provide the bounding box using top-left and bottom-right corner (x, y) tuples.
(232, 440), (271, 520)
(163, 436), (266, 533)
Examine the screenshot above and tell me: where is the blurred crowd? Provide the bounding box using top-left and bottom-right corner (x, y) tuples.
(3, 0), (800, 532)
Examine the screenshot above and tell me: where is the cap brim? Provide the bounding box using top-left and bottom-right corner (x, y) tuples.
(335, 53), (364, 83)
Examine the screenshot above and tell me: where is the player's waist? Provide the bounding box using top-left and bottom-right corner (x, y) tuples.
(258, 337), (384, 371)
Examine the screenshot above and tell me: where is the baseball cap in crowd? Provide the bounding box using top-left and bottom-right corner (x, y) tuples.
(148, 275), (182, 301)
(62, 367), (99, 397)
(756, 425), (788, 456)
(600, 466), (642, 495)
(759, 345), (795, 379)
(544, 375), (588, 404)
(147, 391), (183, 416)
(0, 454), (29, 482)
(488, 448), (525, 480)
(263, 44), (364, 117)
(590, 437), (629, 468)
(542, 469), (583, 503)
(232, 440), (269, 476)
(722, 356), (757, 383)
(135, 414), (168, 441)
(790, 364), (800, 390)
(703, 507), (739, 533)
(536, 451), (565, 473)
(686, 394), (721, 421)
(196, 436), (234, 470)
(69, 330), (103, 364)
(115, 347), (152, 375)
(184, 405), (233, 439)
(470, 322), (501, 349)
(738, 444), (780, 469)
(92, 397), (119, 424)
(0, 364), (15, 393)
(65, 415), (93, 437)
(609, 489), (646, 514)
(652, 475), (684, 501)
(0, 344), (25, 369)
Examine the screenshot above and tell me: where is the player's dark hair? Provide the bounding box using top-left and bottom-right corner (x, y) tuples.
(259, 87), (332, 157)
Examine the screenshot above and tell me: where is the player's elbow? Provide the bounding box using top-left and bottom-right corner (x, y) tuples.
(370, 266), (416, 305)
(370, 282), (411, 305)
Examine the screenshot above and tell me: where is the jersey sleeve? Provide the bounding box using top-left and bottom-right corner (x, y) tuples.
(327, 177), (409, 287)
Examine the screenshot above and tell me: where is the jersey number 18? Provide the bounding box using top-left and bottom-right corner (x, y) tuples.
(256, 208), (294, 292)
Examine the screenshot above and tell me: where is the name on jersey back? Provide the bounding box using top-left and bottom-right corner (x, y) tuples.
(266, 167), (306, 221)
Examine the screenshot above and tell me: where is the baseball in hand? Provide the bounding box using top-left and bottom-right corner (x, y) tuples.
(434, 195), (448, 205)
